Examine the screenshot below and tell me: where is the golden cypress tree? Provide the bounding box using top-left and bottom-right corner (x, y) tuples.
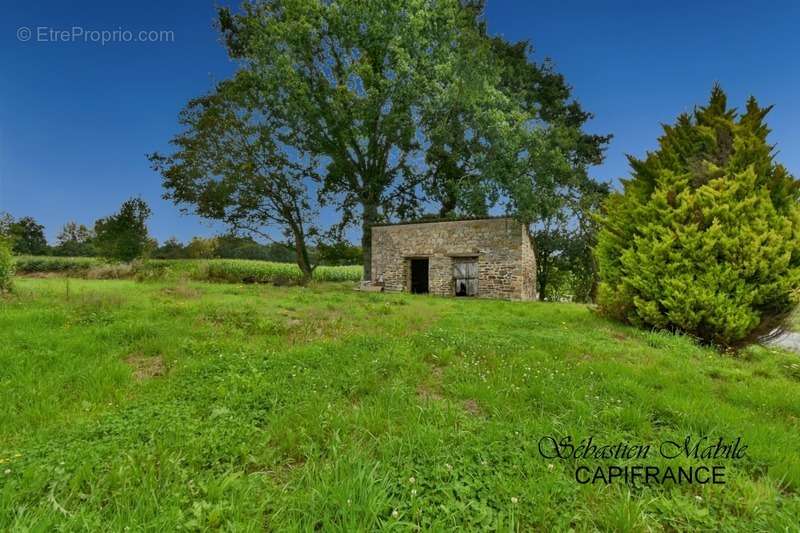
(596, 86), (800, 347)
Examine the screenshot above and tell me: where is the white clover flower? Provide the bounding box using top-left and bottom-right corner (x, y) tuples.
(411, 489), (417, 496)
(391, 509), (399, 518)
(408, 476), (415, 484)
(511, 497), (519, 504)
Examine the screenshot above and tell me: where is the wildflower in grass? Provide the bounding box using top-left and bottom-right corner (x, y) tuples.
(411, 489), (417, 497)
(445, 463), (452, 471)
(391, 509), (399, 518)
(511, 497), (519, 504)
(548, 463), (555, 471)
(4, 469), (10, 475)
(408, 476), (415, 484)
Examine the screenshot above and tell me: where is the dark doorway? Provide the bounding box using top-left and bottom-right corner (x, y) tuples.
(409, 258), (429, 294)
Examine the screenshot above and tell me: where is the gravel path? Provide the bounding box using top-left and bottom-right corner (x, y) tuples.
(765, 331), (800, 353)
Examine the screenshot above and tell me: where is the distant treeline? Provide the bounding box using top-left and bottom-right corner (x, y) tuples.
(0, 213), (361, 266)
(151, 236), (362, 266)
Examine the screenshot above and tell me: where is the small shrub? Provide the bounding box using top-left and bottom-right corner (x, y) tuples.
(0, 237), (14, 293)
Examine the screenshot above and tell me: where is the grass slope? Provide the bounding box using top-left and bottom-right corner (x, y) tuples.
(1, 279), (799, 530)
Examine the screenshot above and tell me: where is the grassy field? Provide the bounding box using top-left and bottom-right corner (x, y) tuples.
(1, 278), (799, 530)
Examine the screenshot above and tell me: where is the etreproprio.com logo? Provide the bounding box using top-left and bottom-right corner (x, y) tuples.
(17, 26), (174, 45)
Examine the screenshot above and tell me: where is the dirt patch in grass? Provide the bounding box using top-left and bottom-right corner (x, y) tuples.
(285, 318), (303, 328)
(462, 399), (482, 416)
(161, 282), (201, 299)
(417, 366), (445, 402)
(125, 353), (167, 381)
(417, 384), (443, 402)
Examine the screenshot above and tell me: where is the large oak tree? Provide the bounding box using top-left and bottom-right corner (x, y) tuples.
(215, 0), (509, 279)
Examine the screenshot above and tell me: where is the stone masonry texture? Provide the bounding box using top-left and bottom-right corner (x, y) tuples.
(371, 217), (537, 300)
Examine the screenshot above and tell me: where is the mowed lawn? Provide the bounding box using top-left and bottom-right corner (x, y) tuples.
(1, 279), (799, 530)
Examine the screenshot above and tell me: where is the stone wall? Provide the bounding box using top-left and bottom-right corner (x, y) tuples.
(371, 217), (536, 300)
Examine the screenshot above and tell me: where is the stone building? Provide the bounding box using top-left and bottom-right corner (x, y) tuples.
(370, 217), (537, 300)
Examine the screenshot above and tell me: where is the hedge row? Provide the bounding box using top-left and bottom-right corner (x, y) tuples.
(14, 256), (362, 284)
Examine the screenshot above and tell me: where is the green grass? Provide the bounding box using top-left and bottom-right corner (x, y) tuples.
(1, 279), (799, 530)
(14, 256), (363, 284)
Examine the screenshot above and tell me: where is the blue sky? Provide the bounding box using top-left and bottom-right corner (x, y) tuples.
(1, 1), (798, 244)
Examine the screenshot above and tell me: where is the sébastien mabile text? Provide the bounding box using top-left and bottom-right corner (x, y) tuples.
(538, 435), (748, 485)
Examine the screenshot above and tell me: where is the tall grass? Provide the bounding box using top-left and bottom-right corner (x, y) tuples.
(14, 256), (362, 284)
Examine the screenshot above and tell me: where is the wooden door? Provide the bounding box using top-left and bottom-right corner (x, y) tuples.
(453, 258), (478, 296)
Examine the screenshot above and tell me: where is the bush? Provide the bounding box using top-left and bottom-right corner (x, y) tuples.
(0, 237), (14, 293)
(596, 87), (800, 348)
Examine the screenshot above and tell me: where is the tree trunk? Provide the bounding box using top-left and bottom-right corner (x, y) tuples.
(537, 266), (548, 302)
(536, 249), (553, 302)
(290, 224), (314, 285)
(438, 188), (458, 217)
(361, 202), (379, 281)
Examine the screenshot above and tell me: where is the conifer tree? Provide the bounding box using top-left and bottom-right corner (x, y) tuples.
(596, 86), (800, 347)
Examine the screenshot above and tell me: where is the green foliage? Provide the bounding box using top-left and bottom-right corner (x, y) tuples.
(0, 236), (14, 293)
(94, 198), (152, 262)
(149, 71), (320, 280)
(152, 235), (353, 264)
(423, 37), (610, 223)
(53, 221), (96, 257)
(151, 237), (187, 260)
(596, 87), (800, 347)
(214, 0), (529, 278)
(216, 237), (296, 263)
(315, 241), (362, 266)
(184, 237), (219, 259)
(4, 216), (49, 255)
(1, 278), (799, 529)
(534, 179), (609, 302)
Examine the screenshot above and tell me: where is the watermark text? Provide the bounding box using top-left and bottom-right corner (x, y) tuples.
(17, 26), (174, 45)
